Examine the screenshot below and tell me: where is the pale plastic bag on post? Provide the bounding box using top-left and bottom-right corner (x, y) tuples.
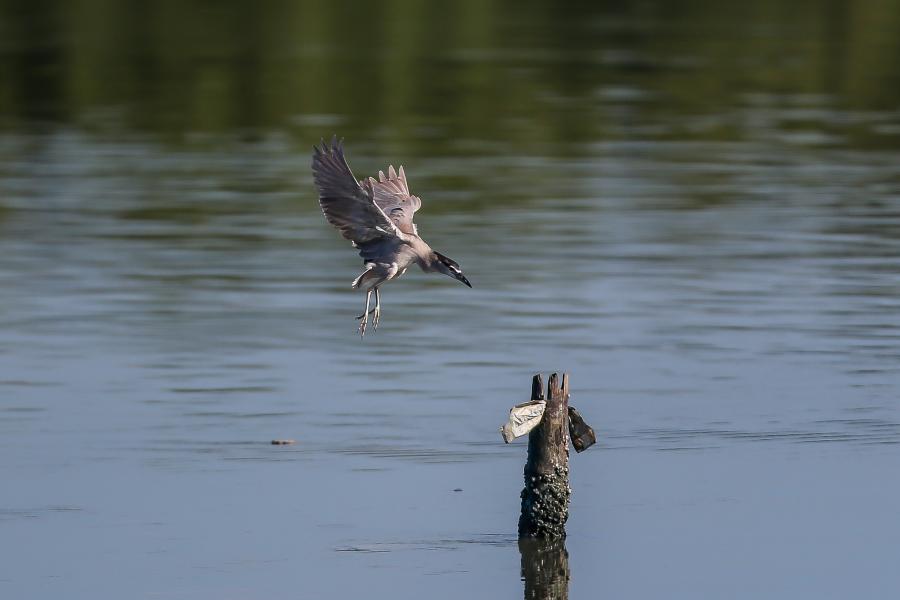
(500, 400), (546, 443)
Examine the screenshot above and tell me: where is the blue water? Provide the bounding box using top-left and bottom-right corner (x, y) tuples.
(2, 2), (900, 598)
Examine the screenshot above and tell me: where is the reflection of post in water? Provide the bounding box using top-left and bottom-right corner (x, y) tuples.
(519, 537), (570, 600)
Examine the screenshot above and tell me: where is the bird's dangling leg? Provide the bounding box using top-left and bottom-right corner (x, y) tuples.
(372, 288), (381, 331)
(356, 293), (376, 319)
(357, 289), (372, 337)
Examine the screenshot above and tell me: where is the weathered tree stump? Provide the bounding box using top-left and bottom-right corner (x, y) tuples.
(518, 373), (571, 539)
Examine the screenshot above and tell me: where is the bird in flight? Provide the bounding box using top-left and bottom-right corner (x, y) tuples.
(312, 137), (471, 336)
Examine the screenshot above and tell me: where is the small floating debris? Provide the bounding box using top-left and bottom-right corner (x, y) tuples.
(270, 439), (296, 445)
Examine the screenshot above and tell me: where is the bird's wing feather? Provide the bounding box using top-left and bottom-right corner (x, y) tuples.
(312, 137), (403, 244)
(365, 164), (422, 235)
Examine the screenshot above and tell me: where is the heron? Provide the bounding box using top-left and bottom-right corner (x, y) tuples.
(312, 137), (471, 336)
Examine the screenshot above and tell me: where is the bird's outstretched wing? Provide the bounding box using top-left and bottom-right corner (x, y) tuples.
(364, 166), (422, 236)
(312, 137), (403, 244)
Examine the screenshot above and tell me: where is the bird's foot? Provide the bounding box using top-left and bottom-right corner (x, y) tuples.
(372, 305), (381, 331)
(358, 313), (368, 337)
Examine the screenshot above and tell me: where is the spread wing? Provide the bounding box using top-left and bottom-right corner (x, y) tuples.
(311, 137), (403, 244)
(364, 165), (422, 236)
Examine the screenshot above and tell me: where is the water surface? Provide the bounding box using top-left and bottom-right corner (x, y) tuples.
(1, 1), (900, 598)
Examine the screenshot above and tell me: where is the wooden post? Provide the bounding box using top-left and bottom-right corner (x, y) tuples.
(518, 373), (571, 539)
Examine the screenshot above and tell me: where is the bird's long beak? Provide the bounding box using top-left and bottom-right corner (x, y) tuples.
(457, 273), (472, 288)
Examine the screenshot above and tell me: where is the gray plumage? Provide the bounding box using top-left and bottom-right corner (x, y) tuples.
(312, 137), (471, 336)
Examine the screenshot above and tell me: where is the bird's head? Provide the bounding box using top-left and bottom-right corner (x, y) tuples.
(433, 252), (471, 288)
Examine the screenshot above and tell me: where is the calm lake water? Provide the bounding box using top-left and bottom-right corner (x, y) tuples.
(2, 1), (900, 598)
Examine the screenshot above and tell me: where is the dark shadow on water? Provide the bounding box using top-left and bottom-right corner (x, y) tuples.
(519, 538), (570, 600)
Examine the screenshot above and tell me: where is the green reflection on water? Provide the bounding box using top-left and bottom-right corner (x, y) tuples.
(1, 0), (899, 151)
